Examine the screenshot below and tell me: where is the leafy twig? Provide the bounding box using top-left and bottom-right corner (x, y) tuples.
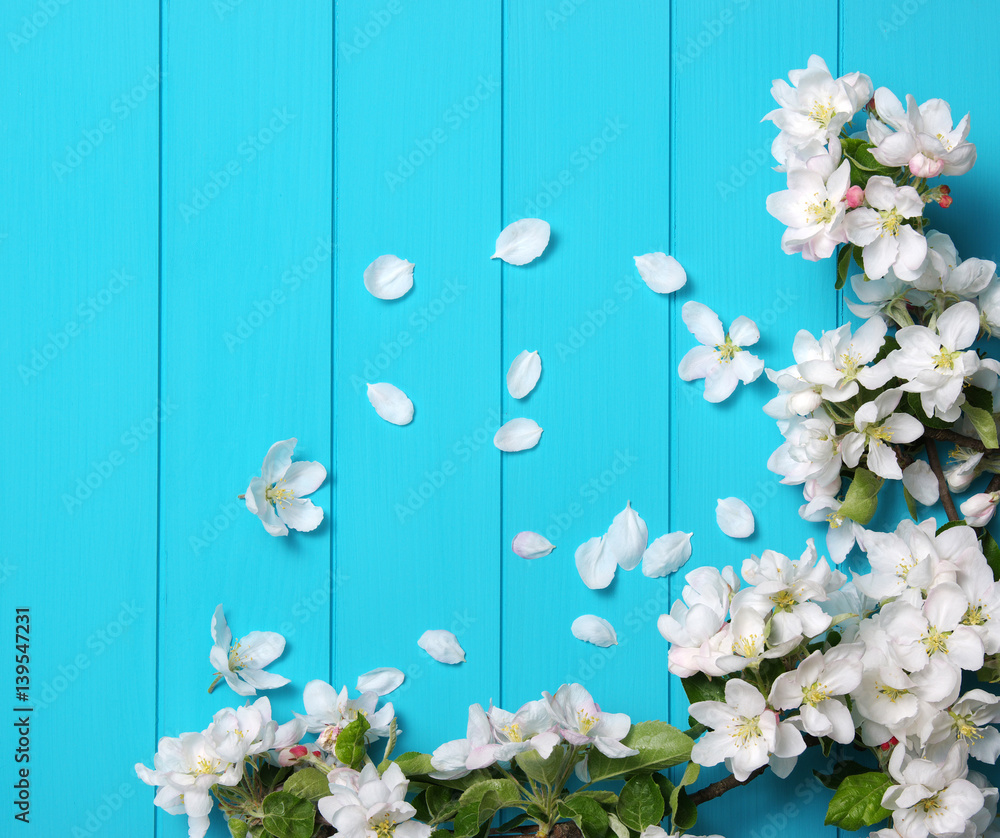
(922, 428), (986, 452)
(925, 440), (960, 522)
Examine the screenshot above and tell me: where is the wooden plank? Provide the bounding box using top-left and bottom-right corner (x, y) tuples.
(0, 1), (158, 832)
(501, 0), (673, 723)
(158, 2), (332, 833)
(669, 1), (840, 834)
(333, 0), (502, 750)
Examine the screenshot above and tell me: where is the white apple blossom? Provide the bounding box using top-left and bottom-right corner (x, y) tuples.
(689, 679), (805, 781)
(962, 492), (1000, 528)
(714, 606), (798, 674)
(296, 680), (395, 745)
(658, 566), (738, 678)
(844, 175), (927, 280)
(543, 683), (638, 760)
(678, 302), (764, 402)
(766, 157), (851, 260)
(769, 647), (863, 743)
(767, 410), (843, 486)
(793, 317), (890, 399)
(209, 605), (289, 697)
(799, 489), (867, 564)
(487, 699), (561, 762)
(921, 690), (1000, 764)
(430, 703), (502, 778)
(245, 437), (327, 536)
(839, 389), (924, 480)
(318, 762), (431, 838)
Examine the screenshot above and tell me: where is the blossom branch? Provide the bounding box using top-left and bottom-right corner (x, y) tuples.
(925, 439), (960, 522)
(687, 765), (767, 806)
(921, 427), (986, 452)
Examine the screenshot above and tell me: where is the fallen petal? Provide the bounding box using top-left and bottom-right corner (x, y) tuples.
(363, 255), (415, 300)
(367, 382), (414, 425)
(605, 500), (648, 570)
(902, 460), (939, 506)
(634, 252), (686, 294)
(512, 531), (555, 559)
(356, 667), (405, 696)
(575, 535), (617, 589)
(641, 532), (693, 577)
(716, 497), (754, 538)
(418, 630), (466, 664)
(571, 615), (618, 647)
(507, 350), (542, 399)
(492, 218), (550, 265)
(494, 418), (543, 452)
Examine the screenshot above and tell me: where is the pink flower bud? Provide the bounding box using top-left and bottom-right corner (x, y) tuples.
(939, 194), (953, 208)
(960, 492), (999, 527)
(845, 185), (865, 208)
(276, 744), (310, 766)
(908, 153), (945, 179)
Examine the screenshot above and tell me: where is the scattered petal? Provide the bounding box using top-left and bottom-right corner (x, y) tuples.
(571, 615), (619, 647)
(634, 252), (687, 294)
(506, 350), (542, 399)
(356, 667), (405, 696)
(902, 460), (940, 506)
(512, 531), (555, 559)
(641, 532), (693, 578)
(575, 535), (617, 590)
(366, 382), (414, 425)
(494, 418), (543, 452)
(492, 218), (550, 265)
(605, 501), (648, 571)
(363, 255), (414, 300)
(418, 630), (466, 664)
(716, 497), (755, 538)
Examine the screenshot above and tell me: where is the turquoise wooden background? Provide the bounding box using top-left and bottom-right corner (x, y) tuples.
(2, 0), (998, 835)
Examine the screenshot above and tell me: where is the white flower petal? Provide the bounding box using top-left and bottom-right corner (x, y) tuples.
(363, 255), (414, 300)
(506, 350), (542, 399)
(418, 630), (466, 664)
(681, 301), (725, 345)
(492, 218), (551, 265)
(511, 531), (555, 559)
(356, 667), (405, 696)
(493, 418), (543, 452)
(605, 500), (648, 570)
(575, 535), (617, 589)
(366, 382), (414, 425)
(571, 615), (619, 648)
(212, 604), (231, 648)
(902, 460), (939, 506)
(716, 497), (755, 538)
(641, 532), (693, 577)
(633, 252), (687, 294)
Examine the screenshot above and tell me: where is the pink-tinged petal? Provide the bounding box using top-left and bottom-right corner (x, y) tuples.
(678, 345), (717, 381)
(282, 460), (327, 497)
(262, 438), (296, 484)
(729, 316), (760, 347)
(277, 497), (324, 533)
(682, 301), (725, 345)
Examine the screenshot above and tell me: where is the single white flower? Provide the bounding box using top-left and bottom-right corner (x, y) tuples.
(793, 317), (890, 399)
(658, 567), (739, 678)
(799, 490), (866, 564)
(430, 703), (502, 778)
(767, 410), (843, 486)
(766, 157), (851, 260)
(689, 679), (805, 781)
(318, 762), (431, 838)
(488, 698), (562, 762)
(839, 389), (924, 480)
(543, 683), (638, 760)
(296, 679), (395, 743)
(715, 606), (799, 674)
(678, 302), (764, 402)
(769, 647), (863, 743)
(844, 176), (927, 280)
(921, 690), (1000, 764)
(209, 605), (289, 697)
(245, 438), (326, 536)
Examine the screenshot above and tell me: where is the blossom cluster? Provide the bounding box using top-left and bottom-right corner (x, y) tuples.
(659, 529), (1000, 838)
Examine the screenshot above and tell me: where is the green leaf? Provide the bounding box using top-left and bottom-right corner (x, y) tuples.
(425, 784), (459, 822)
(814, 760), (877, 791)
(903, 485), (918, 522)
(394, 751), (435, 777)
(682, 673), (727, 705)
(937, 520), (966, 536)
(335, 716), (371, 770)
(907, 392), (952, 429)
(229, 820), (250, 838)
(515, 744), (567, 787)
(281, 768), (330, 803)
(671, 788), (697, 831)
(587, 721), (694, 782)
(982, 531), (1000, 581)
(836, 244), (851, 291)
(608, 813), (631, 838)
(496, 814), (528, 833)
(569, 789), (619, 807)
(963, 403), (999, 449)
(261, 791), (315, 838)
(838, 467), (883, 525)
(966, 386), (995, 412)
(668, 762), (700, 817)
(616, 775), (665, 832)
(559, 795), (611, 838)
(824, 772), (892, 831)
(453, 779), (522, 838)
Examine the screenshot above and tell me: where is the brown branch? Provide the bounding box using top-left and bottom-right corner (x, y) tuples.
(987, 473), (1000, 495)
(922, 428), (986, 452)
(687, 765), (767, 806)
(925, 440), (960, 522)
